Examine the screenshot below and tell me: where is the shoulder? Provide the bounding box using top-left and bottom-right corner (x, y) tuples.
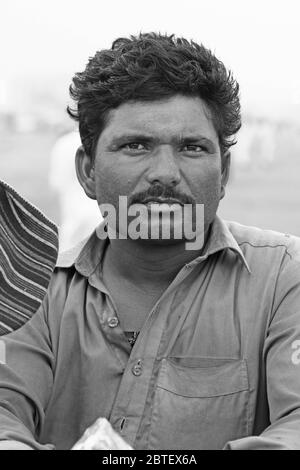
(224, 221), (300, 322)
(41, 236), (91, 322)
(226, 220), (300, 262)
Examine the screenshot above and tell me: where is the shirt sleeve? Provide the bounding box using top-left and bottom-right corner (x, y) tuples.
(0, 299), (55, 450)
(0, 440), (35, 450)
(224, 238), (300, 450)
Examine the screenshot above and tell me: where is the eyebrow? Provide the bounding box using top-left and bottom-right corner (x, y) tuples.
(178, 136), (217, 149)
(109, 134), (154, 146)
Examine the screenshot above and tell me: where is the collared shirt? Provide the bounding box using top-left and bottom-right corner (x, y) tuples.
(0, 216), (300, 450)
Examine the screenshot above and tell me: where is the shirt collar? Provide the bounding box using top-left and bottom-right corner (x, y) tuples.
(193, 216), (251, 273)
(56, 215), (251, 275)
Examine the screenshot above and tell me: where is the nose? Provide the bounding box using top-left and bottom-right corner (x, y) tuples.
(146, 145), (181, 186)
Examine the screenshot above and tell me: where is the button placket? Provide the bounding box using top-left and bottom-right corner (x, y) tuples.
(109, 289), (186, 444)
(101, 307), (131, 367)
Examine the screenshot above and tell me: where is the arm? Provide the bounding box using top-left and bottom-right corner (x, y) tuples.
(224, 240), (300, 450)
(0, 301), (55, 450)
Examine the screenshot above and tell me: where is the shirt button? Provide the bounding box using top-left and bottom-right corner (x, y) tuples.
(132, 360), (143, 376)
(107, 317), (119, 328)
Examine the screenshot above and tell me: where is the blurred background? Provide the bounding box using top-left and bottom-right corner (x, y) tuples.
(1, 0), (300, 250)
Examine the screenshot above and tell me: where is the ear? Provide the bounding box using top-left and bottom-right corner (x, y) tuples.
(75, 146), (96, 200)
(220, 150), (231, 200)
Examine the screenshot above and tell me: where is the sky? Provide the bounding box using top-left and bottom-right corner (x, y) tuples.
(1, 0), (300, 122)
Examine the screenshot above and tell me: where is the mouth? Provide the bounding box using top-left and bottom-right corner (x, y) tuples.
(140, 197), (183, 206)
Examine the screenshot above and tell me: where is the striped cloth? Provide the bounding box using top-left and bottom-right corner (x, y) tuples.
(0, 180), (58, 335)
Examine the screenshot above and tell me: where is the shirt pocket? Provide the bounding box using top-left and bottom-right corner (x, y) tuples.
(147, 357), (250, 450)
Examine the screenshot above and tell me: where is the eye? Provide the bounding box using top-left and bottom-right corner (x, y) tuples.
(181, 144), (206, 154)
(122, 142), (147, 152)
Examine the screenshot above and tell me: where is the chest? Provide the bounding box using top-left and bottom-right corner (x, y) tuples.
(103, 271), (169, 331)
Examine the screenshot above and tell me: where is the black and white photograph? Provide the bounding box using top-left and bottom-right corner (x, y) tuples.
(0, 0), (300, 453)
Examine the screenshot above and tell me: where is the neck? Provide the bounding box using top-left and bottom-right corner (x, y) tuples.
(104, 232), (210, 287)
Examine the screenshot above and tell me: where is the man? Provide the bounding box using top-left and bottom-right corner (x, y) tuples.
(0, 33), (300, 450)
(49, 130), (102, 251)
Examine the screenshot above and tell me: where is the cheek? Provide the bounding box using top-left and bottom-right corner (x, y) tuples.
(188, 164), (222, 200)
(94, 162), (133, 205)
(187, 165), (222, 224)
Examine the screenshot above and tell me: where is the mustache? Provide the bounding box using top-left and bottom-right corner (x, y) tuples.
(129, 184), (195, 206)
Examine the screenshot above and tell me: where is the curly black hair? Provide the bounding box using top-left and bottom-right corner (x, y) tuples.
(67, 33), (241, 157)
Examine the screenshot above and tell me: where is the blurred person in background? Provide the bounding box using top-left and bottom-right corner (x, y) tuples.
(49, 130), (102, 251)
(0, 33), (300, 451)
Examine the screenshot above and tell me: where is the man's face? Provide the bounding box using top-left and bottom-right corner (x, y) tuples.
(92, 94), (229, 243)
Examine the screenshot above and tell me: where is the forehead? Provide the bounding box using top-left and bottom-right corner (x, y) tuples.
(99, 95), (219, 142)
